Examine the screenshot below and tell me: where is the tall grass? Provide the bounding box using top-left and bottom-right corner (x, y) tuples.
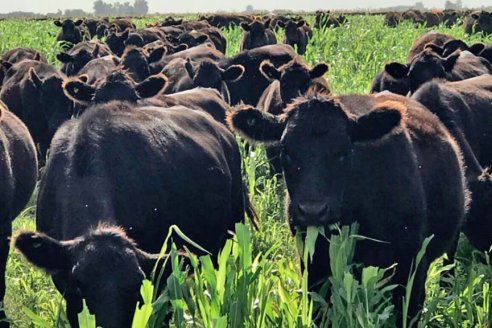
(1, 15), (491, 327)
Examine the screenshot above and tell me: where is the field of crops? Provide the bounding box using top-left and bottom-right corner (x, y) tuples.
(1, 14), (492, 327)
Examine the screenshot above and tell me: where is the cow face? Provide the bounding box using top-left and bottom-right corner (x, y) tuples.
(28, 68), (73, 133)
(55, 19), (84, 45)
(191, 59), (244, 91)
(63, 70), (167, 104)
(14, 227), (159, 328)
(57, 45), (102, 76)
(472, 11), (492, 34)
(120, 47), (160, 82)
(106, 29), (130, 57)
(241, 20), (272, 49)
(229, 97), (402, 227)
(260, 60), (329, 103)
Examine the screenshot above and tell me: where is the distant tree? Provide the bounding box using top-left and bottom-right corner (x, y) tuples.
(64, 9), (89, 17)
(414, 2), (425, 10)
(445, 0), (462, 9)
(134, 0), (149, 15)
(245, 5), (254, 13)
(94, 0), (113, 16)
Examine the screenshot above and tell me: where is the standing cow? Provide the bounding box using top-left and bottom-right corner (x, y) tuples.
(0, 101), (37, 327)
(228, 93), (467, 321)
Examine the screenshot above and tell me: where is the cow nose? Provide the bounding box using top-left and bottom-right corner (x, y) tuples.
(297, 201), (328, 221)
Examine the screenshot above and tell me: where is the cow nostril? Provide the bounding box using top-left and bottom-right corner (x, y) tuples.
(297, 202), (328, 218)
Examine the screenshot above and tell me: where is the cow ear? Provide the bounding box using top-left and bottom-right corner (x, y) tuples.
(173, 44), (188, 52)
(14, 231), (72, 274)
(112, 56), (121, 66)
(222, 65), (244, 82)
(277, 21), (285, 28)
(135, 74), (168, 99)
(351, 101), (403, 142)
(56, 52), (74, 63)
(227, 106), (285, 144)
(195, 34), (208, 44)
(471, 13), (479, 19)
(297, 20), (305, 27)
(33, 53), (42, 61)
(309, 63), (329, 79)
(259, 61), (281, 81)
(78, 74), (89, 83)
(28, 67), (43, 88)
(63, 78), (95, 103)
(442, 51), (460, 71)
(0, 60), (12, 71)
(119, 29), (130, 39)
(264, 19), (271, 28)
(185, 58), (194, 77)
(241, 22), (251, 31)
(75, 20), (83, 26)
(92, 44), (100, 57)
(469, 42), (485, 55)
(384, 62), (409, 79)
(147, 46), (165, 63)
(54, 20), (63, 27)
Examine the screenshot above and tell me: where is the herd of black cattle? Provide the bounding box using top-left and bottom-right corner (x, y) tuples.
(0, 11), (491, 328)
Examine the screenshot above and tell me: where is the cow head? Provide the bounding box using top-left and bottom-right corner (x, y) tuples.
(14, 226), (164, 328)
(63, 70), (167, 104)
(384, 49), (460, 93)
(189, 59), (244, 91)
(120, 46), (165, 82)
(228, 97), (403, 226)
(27, 67), (73, 134)
(106, 29), (130, 57)
(55, 19), (84, 45)
(260, 59), (329, 103)
(241, 20), (273, 49)
(471, 11), (492, 34)
(57, 44), (103, 76)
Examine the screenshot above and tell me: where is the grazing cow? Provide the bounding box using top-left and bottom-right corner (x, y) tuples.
(257, 59), (330, 175)
(422, 12), (441, 27)
(464, 11), (492, 34)
(56, 41), (112, 76)
(280, 20), (312, 55)
(228, 93), (467, 321)
(15, 98), (247, 328)
(54, 19), (87, 48)
(412, 75), (492, 252)
(407, 31), (455, 62)
(442, 9), (459, 27)
(0, 101), (37, 327)
(106, 29), (132, 57)
(220, 44), (298, 105)
(382, 49), (492, 94)
(201, 14), (253, 28)
(162, 58), (244, 103)
(384, 12), (402, 27)
(0, 61), (73, 160)
(426, 39), (485, 58)
(314, 11), (347, 29)
(240, 19), (277, 51)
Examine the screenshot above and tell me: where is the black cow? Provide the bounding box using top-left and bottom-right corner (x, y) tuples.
(279, 20), (312, 55)
(119, 46), (165, 82)
(370, 69), (411, 96)
(464, 11), (492, 34)
(162, 58), (244, 103)
(57, 41), (112, 76)
(240, 19), (277, 51)
(54, 19), (87, 48)
(381, 49), (492, 94)
(228, 93), (466, 321)
(0, 61), (73, 160)
(82, 19), (99, 39)
(0, 48), (47, 89)
(412, 75), (492, 253)
(219, 44), (298, 105)
(77, 56), (121, 85)
(407, 31), (455, 62)
(0, 101), (37, 327)
(15, 98), (246, 328)
(257, 59), (330, 174)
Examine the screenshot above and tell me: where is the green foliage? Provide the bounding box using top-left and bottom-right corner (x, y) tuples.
(2, 14), (492, 328)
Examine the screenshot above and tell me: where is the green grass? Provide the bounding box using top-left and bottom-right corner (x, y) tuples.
(1, 14), (491, 327)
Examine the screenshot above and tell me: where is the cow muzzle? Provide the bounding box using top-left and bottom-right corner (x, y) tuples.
(294, 201), (330, 226)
